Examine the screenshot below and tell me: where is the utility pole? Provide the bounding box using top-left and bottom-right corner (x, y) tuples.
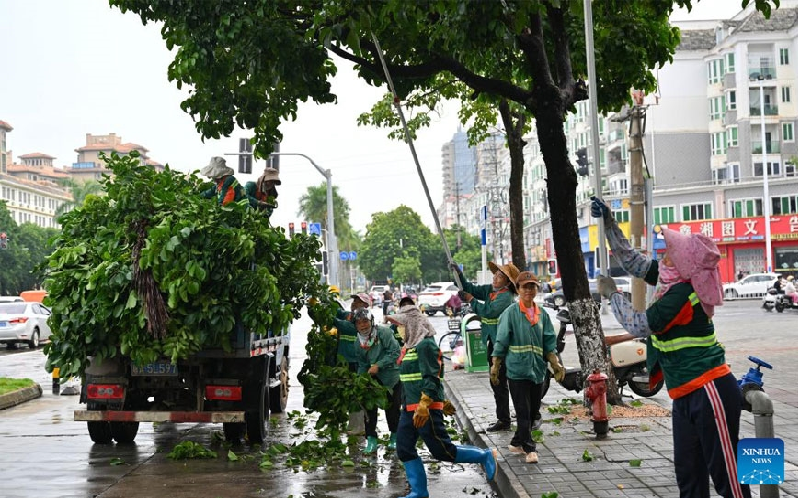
(629, 92), (647, 310)
(455, 182), (462, 249)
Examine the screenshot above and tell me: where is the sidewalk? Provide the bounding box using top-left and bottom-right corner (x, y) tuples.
(442, 311), (797, 498)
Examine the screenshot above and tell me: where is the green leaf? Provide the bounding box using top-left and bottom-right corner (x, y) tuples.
(125, 292), (137, 309)
(109, 457), (125, 466)
(629, 459), (642, 467)
(582, 449), (593, 462)
(227, 450), (239, 462)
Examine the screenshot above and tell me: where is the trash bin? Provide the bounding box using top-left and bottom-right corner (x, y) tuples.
(463, 316), (489, 372)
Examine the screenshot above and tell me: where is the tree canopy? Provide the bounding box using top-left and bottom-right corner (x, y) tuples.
(0, 202), (60, 295)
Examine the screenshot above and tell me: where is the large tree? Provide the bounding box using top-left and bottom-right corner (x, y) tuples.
(112, 0), (779, 398)
(297, 183), (352, 240)
(0, 201), (60, 295)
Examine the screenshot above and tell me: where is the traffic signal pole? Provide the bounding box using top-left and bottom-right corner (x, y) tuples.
(629, 99), (647, 310)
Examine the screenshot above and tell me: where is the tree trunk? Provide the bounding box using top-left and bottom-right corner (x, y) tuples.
(533, 103), (622, 405)
(499, 100), (528, 271)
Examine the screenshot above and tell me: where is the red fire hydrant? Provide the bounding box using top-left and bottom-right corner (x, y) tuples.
(586, 369), (609, 439)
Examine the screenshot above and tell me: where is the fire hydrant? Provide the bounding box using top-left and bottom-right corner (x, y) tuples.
(586, 369), (609, 440)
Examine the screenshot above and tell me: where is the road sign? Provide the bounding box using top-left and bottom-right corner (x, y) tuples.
(349, 251), (357, 261)
(340, 251), (349, 261)
(309, 222), (322, 236)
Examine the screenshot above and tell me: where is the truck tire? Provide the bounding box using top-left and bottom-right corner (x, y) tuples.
(86, 402), (113, 444)
(110, 421), (139, 444)
(245, 383), (268, 444)
(223, 422), (245, 442)
(269, 353), (289, 414)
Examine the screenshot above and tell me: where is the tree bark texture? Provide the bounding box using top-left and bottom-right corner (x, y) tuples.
(499, 100), (528, 271)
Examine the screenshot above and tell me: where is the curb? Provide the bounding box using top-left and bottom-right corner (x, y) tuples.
(443, 377), (529, 498)
(0, 383), (43, 410)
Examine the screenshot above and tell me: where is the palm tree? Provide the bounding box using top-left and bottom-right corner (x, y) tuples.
(297, 183), (352, 240)
(55, 178), (103, 218)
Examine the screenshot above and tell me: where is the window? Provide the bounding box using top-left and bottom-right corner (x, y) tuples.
(783, 86), (792, 103)
(754, 162), (781, 176)
(772, 195), (798, 215)
(727, 126), (738, 147)
(682, 203), (713, 221)
(725, 52), (736, 73)
(654, 206), (676, 224)
(613, 210), (630, 223)
(730, 198), (763, 217)
(707, 59), (725, 84)
(710, 96), (726, 121)
(712, 132), (727, 155)
(780, 48), (790, 65)
(783, 122), (795, 142)
(727, 90), (737, 110)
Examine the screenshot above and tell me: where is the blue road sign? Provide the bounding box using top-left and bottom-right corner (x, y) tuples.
(340, 251), (349, 261)
(309, 222), (322, 236)
(349, 251), (357, 261)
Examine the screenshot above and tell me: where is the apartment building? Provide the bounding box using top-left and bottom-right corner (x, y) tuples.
(66, 132), (164, 182)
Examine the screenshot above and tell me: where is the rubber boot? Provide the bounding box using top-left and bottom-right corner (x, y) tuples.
(400, 457), (429, 498)
(364, 436), (379, 454)
(387, 433), (397, 450)
(454, 445), (498, 481)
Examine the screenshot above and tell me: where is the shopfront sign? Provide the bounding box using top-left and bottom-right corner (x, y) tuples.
(659, 215), (798, 243)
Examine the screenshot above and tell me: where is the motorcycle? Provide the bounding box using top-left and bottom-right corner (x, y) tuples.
(540, 307), (664, 398)
(762, 288), (798, 312)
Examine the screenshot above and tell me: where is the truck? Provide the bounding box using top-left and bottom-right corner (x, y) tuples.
(73, 324), (291, 444)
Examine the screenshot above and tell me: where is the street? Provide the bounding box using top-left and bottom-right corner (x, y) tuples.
(0, 298), (795, 498)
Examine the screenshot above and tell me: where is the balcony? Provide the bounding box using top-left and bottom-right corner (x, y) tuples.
(751, 141), (780, 154)
(749, 66), (776, 80)
(749, 104), (778, 116)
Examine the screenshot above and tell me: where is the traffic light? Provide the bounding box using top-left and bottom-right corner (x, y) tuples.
(0, 232), (7, 250)
(238, 137), (252, 174)
(288, 223), (295, 237)
(547, 259), (558, 276)
(268, 142), (281, 171)
(301, 221), (307, 235)
(575, 147), (589, 176)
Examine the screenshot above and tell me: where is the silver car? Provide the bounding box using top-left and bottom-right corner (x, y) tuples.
(0, 302), (52, 349)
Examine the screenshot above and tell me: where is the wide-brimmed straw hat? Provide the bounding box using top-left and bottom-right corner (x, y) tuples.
(260, 167), (281, 185)
(200, 156), (234, 179)
(488, 261), (521, 283)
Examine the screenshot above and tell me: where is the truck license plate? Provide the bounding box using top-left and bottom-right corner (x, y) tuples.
(131, 362), (178, 376)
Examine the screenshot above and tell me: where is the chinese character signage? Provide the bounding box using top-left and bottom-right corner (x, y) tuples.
(662, 216), (798, 243)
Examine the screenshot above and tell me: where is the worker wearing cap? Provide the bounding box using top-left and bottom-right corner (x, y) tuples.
(334, 292), (372, 434)
(491, 271), (563, 464)
(450, 261), (519, 432)
(199, 157), (248, 207)
(246, 167), (281, 216)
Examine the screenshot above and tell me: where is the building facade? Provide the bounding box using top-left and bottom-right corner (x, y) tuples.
(66, 132), (164, 182)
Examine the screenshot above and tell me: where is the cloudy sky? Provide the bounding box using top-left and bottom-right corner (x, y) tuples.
(1, 0), (744, 233)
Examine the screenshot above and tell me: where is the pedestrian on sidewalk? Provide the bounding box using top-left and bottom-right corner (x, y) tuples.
(491, 271), (563, 464)
(394, 299), (497, 498)
(450, 261), (518, 432)
(352, 308), (402, 454)
(592, 196), (751, 498)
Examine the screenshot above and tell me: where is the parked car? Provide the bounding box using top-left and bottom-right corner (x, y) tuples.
(0, 296), (24, 303)
(0, 302), (52, 349)
(369, 285), (389, 307)
(723, 273), (779, 300)
(417, 281), (459, 316)
(543, 277), (631, 308)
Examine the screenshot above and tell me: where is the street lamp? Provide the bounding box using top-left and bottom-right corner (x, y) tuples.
(755, 75), (773, 272)
(225, 151), (339, 285)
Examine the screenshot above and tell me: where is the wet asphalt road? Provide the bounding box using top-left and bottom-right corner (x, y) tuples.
(0, 308), (497, 498)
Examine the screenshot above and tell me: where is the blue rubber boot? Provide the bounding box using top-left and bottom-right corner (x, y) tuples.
(364, 436), (379, 454)
(400, 457), (429, 498)
(454, 446), (498, 481)
(387, 432), (397, 450)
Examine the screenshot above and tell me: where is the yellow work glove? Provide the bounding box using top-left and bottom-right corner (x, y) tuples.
(489, 357), (502, 386)
(546, 352), (565, 383)
(442, 399), (456, 416)
(413, 393), (433, 428)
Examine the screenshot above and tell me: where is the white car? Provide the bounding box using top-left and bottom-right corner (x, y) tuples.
(0, 302), (53, 349)
(417, 281), (459, 316)
(723, 273), (779, 300)
(369, 285), (389, 307)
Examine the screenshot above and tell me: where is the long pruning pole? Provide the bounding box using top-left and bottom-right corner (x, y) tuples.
(370, 33), (463, 290)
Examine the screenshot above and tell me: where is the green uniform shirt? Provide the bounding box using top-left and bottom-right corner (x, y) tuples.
(334, 309), (359, 364)
(200, 176), (247, 206)
(461, 280), (514, 345)
(643, 261), (728, 397)
(354, 325), (401, 389)
(399, 337), (445, 407)
(492, 303), (556, 382)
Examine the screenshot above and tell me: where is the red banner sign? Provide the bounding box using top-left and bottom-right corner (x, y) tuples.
(659, 215), (798, 243)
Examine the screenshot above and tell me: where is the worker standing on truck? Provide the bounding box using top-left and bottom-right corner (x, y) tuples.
(352, 308), (402, 453)
(245, 167), (281, 216)
(394, 299), (497, 498)
(450, 261), (519, 432)
(199, 157), (248, 206)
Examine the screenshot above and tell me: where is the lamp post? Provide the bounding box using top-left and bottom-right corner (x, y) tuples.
(756, 75), (773, 273)
(225, 150), (338, 285)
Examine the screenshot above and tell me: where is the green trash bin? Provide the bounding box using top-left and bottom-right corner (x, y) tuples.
(463, 317), (489, 372)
